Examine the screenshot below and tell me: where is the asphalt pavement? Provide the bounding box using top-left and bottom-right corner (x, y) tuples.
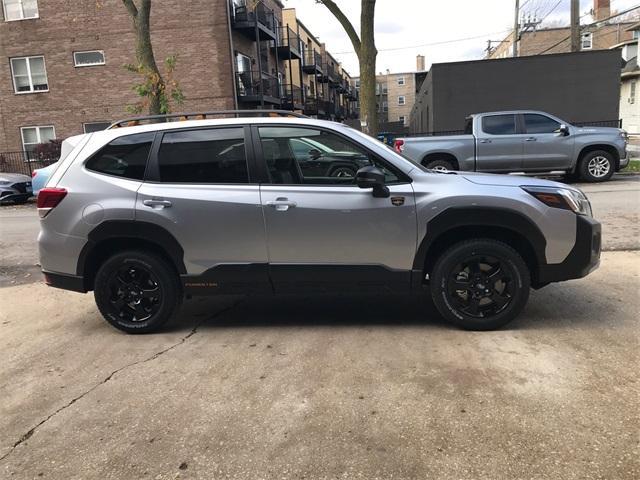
(0, 175), (638, 479)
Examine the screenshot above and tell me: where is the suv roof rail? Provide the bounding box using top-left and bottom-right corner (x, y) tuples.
(108, 110), (308, 129)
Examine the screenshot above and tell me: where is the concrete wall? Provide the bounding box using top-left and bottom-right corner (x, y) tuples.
(410, 50), (621, 133)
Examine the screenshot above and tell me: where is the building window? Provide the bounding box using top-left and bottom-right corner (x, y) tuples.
(630, 81), (637, 104)
(399, 115), (406, 125)
(382, 101), (388, 112)
(11, 56), (48, 93)
(74, 50), (105, 67)
(2, 0), (38, 21)
(21, 126), (55, 153)
(355, 79), (360, 90)
(633, 30), (640, 40)
(83, 122), (111, 133)
(398, 95), (406, 106)
(581, 32), (593, 50)
(397, 76), (405, 86)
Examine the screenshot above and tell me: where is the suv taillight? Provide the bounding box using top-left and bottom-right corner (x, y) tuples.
(31, 170), (37, 178)
(394, 139), (404, 153)
(37, 187), (67, 218)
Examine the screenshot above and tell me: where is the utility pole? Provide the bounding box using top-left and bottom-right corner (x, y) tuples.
(513, 0), (519, 57)
(570, 0), (581, 52)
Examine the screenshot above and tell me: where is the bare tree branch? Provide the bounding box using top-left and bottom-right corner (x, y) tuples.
(317, 0), (362, 55)
(121, 0), (138, 17)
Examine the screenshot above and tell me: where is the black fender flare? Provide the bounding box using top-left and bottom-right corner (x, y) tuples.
(77, 220), (186, 276)
(412, 206), (547, 274)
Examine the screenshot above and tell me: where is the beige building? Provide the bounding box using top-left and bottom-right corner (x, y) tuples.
(488, 0), (637, 59)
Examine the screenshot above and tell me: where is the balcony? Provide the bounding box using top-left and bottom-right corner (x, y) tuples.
(231, 1), (277, 42)
(302, 49), (323, 75)
(303, 96), (325, 116)
(318, 62), (336, 84)
(274, 26), (301, 60)
(281, 84), (304, 110)
(236, 70), (281, 106)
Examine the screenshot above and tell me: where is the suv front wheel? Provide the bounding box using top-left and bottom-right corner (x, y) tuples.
(94, 250), (182, 333)
(430, 239), (530, 330)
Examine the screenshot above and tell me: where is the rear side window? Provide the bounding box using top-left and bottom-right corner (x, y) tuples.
(85, 132), (154, 180)
(524, 114), (561, 134)
(482, 115), (517, 135)
(157, 128), (248, 183)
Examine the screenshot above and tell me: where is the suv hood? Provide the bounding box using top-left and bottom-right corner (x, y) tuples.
(0, 173), (31, 183)
(459, 171), (570, 189)
(574, 126), (623, 135)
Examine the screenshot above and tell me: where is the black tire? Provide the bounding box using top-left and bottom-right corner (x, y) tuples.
(578, 150), (615, 182)
(423, 158), (455, 171)
(430, 239), (530, 331)
(94, 250), (182, 334)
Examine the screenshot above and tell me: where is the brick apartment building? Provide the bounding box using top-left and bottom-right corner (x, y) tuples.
(488, 0), (637, 59)
(0, 0), (357, 154)
(353, 55), (426, 132)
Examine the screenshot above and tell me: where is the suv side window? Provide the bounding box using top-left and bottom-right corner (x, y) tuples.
(481, 115), (517, 135)
(85, 132), (154, 180)
(157, 128), (248, 183)
(524, 114), (561, 134)
(258, 126), (400, 185)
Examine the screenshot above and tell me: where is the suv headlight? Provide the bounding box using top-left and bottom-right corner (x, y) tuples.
(522, 186), (592, 216)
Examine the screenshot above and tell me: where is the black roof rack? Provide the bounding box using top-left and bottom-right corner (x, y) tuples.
(108, 110), (308, 129)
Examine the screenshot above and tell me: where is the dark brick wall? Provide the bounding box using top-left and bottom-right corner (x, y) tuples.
(0, 0), (236, 151)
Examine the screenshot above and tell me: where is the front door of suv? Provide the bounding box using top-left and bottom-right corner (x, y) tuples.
(255, 125), (417, 293)
(136, 126), (270, 293)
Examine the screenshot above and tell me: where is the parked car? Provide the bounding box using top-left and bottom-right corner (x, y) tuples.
(32, 162), (59, 195)
(394, 110), (629, 182)
(0, 173), (33, 204)
(38, 111), (600, 334)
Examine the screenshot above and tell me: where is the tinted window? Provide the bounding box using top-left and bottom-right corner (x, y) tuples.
(482, 115), (517, 135)
(86, 132), (154, 180)
(524, 114), (561, 134)
(158, 128), (248, 183)
(258, 127), (400, 185)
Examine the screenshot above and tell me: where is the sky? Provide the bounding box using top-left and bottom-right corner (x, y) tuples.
(283, 0), (640, 76)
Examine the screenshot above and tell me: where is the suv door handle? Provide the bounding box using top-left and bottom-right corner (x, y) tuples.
(266, 198), (297, 212)
(143, 199), (172, 209)
(525, 137), (537, 142)
(479, 139), (492, 144)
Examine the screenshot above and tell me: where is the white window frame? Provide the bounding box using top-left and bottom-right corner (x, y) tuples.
(10, 55), (48, 94)
(20, 125), (55, 152)
(398, 95), (406, 106)
(581, 32), (593, 50)
(83, 121), (111, 133)
(73, 50), (106, 67)
(2, 0), (39, 21)
(397, 76), (405, 86)
(398, 115), (406, 125)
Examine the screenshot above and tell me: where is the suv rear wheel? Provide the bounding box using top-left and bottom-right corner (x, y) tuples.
(94, 250), (182, 334)
(430, 239), (530, 330)
(578, 150), (615, 182)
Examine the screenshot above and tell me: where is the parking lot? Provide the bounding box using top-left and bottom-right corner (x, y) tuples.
(1, 177), (638, 479)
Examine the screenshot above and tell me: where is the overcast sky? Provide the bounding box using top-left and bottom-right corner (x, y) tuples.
(284, 0), (640, 76)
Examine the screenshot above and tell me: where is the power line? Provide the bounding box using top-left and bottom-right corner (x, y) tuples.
(331, 29), (513, 55)
(536, 4), (640, 54)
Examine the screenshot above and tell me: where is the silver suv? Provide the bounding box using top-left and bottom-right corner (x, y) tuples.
(37, 111), (601, 333)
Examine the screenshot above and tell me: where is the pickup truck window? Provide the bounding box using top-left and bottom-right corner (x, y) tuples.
(481, 115), (517, 135)
(524, 114), (561, 134)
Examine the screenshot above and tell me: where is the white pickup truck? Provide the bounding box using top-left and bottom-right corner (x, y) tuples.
(394, 110), (629, 182)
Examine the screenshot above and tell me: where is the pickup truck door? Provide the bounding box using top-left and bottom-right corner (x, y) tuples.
(475, 114), (526, 171)
(521, 113), (574, 170)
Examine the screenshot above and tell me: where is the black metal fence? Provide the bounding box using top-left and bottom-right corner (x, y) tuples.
(0, 151), (58, 176)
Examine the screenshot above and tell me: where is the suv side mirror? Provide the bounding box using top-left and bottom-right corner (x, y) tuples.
(356, 166), (390, 198)
(556, 124), (569, 136)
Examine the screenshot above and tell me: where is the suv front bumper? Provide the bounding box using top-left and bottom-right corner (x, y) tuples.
(536, 215), (601, 285)
(619, 153), (630, 170)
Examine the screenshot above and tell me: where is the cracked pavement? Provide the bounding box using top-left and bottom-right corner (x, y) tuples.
(0, 177), (638, 479)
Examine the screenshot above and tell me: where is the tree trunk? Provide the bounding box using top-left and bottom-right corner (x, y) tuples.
(358, 0), (378, 135)
(123, 0), (165, 115)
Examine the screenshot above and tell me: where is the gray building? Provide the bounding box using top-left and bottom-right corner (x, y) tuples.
(410, 50), (622, 134)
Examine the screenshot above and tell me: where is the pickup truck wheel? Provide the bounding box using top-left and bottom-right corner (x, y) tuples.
(579, 151), (615, 182)
(94, 250), (182, 334)
(430, 239), (530, 331)
(423, 159), (454, 172)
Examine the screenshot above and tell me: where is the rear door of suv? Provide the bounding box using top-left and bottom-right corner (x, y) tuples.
(136, 125), (270, 293)
(252, 124), (417, 293)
